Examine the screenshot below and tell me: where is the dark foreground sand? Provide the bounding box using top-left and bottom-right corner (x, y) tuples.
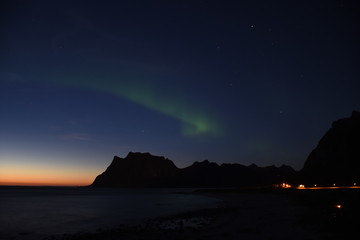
(47, 189), (360, 240)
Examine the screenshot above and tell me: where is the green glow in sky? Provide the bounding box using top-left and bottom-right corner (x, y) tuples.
(61, 76), (222, 137)
(116, 84), (221, 136)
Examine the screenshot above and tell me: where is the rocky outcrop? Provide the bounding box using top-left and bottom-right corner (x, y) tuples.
(301, 111), (360, 184)
(90, 152), (180, 187)
(90, 152), (296, 188)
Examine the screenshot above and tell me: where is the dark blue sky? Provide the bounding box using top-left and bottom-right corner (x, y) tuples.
(1, 0), (359, 185)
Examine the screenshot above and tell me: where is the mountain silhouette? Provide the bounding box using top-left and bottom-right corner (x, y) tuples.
(90, 152), (296, 187)
(91, 152), (180, 187)
(301, 111), (360, 185)
(90, 112), (360, 188)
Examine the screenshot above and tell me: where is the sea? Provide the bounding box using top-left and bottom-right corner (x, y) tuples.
(0, 186), (220, 240)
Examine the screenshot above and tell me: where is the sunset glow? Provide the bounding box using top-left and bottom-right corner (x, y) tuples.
(0, 160), (100, 186)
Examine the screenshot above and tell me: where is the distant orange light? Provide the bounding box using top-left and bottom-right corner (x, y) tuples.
(298, 184), (305, 188)
(335, 205), (342, 209)
(280, 183), (291, 188)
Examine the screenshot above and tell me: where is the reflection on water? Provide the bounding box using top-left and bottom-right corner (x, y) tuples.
(0, 187), (219, 240)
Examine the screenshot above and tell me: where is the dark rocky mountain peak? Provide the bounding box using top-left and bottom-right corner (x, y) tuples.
(248, 163), (259, 169)
(190, 160), (219, 168)
(301, 111), (360, 184)
(90, 152), (179, 187)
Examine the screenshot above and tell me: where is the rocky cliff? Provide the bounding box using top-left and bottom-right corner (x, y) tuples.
(301, 111), (360, 184)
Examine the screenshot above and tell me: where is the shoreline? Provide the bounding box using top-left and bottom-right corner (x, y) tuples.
(46, 188), (360, 240)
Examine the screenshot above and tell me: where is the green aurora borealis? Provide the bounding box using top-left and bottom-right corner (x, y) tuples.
(59, 75), (223, 137)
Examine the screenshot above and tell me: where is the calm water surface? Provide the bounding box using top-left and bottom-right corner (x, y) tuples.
(0, 186), (219, 240)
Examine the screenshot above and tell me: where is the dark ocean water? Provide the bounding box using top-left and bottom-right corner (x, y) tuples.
(0, 186), (219, 240)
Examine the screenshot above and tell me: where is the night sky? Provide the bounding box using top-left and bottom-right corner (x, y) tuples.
(1, 0), (359, 186)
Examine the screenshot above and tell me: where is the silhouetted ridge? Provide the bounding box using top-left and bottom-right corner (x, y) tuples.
(301, 111), (360, 184)
(91, 152), (180, 187)
(90, 153), (296, 188)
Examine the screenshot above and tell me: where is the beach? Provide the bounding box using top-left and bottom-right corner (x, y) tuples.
(49, 188), (360, 240)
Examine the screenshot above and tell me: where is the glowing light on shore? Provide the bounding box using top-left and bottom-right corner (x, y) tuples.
(280, 183), (291, 188)
(295, 185), (360, 190)
(298, 184), (305, 188)
(335, 204), (342, 209)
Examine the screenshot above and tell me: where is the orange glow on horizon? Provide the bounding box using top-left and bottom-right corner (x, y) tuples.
(0, 180), (89, 187)
(0, 162), (101, 187)
(0, 175), (93, 186)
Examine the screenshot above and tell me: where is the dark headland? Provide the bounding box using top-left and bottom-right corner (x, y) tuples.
(301, 111), (360, 185)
